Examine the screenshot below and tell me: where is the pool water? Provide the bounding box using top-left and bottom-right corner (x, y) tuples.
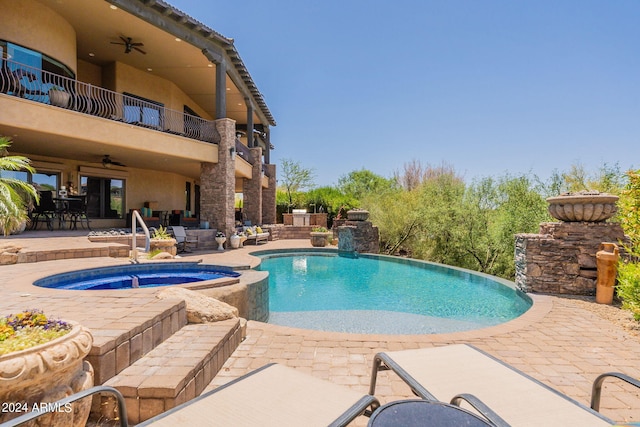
(34, 263), (240, 291)
(257, 252), (531, 334)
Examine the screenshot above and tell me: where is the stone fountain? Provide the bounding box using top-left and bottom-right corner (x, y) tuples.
(515, 191), (627, 295)
(337, 209), (380, 254)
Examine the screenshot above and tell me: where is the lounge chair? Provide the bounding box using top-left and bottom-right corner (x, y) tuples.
(369, 344), (640, 427)
(170, 225), (198, 252)
(2, 365), (379, 427)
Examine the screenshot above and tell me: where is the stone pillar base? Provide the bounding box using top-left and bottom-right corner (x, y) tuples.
(338, 221), (379, 253)
(515, 222), (627, 295)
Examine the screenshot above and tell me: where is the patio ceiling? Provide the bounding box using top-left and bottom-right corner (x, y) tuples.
(35, 0), (271, 127)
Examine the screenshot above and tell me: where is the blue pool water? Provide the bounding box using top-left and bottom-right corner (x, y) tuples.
(256, 251), (531, 334)
(34, 263), (240, 290)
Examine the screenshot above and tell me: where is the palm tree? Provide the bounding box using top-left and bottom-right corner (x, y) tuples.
(0, 136), (38, 235)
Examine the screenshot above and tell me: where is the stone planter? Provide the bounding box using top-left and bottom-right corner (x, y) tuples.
(546, 192), (619, 222)
(347, 209), (369, 221)
(0, 322), (94, 426)
(310, 232), (332, 247)
(150, 238), (177, 256)
(48, 89), (70, 108)
(215, 236), (226, 250)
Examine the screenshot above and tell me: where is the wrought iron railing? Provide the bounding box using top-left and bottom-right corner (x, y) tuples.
(1, 58), (217, 143)
(235, 138), (253, 164)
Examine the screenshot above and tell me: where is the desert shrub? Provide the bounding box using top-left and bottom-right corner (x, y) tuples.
(617, 169), (640, 319)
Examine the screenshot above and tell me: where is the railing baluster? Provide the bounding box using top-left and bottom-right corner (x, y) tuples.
(1, 58), (218, 144)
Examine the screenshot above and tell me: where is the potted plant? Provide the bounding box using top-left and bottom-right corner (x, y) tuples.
(215, 231), (226, 250)
(0, 310), (94, 426)
(150, 226), (177, 256)
(310, 226), (333, 247)
(48, 86), (71, 108)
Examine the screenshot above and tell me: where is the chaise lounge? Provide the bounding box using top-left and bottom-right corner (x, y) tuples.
(369, 344), (640, 426)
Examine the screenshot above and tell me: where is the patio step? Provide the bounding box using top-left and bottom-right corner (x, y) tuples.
(100, 318), (244, 424)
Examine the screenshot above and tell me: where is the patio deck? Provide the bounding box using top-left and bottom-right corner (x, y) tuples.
(1, 232), (639, 424)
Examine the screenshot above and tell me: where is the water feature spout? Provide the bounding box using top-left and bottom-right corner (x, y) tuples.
(131, 275), (140, 288)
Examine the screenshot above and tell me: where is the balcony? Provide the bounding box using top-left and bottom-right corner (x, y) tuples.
(1, 59), (217, 143)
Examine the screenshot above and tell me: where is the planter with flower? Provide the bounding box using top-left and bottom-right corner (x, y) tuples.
(310, 226), (333, 247)
(150, 226), (177, 256)
(0, 310), (94, 426)
(215, 231), (226, 250)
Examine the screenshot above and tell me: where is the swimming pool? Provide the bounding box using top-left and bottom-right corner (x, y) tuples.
(256, 250), (531, 334)
(34, 262), (240, 291)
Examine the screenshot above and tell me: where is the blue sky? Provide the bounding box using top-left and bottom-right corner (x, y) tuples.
(170, 0), (640, 187)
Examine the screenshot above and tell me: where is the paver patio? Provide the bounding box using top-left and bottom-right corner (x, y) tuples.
(2, 232), (639, 424)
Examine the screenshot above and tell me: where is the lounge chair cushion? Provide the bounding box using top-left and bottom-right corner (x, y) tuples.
(139, 364), (376, 427)
(376, 345), (612, 427)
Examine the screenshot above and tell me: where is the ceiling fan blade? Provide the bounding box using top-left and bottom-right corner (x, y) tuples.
(133, 46), (146, 55)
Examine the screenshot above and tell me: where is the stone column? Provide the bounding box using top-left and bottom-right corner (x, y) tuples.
(200, 118), (236, 240)
(243, 147), (263, 225)
(262, 163), (277, 224)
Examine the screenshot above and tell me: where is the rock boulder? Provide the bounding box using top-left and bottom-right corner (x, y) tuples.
(156, 287), (239, 323)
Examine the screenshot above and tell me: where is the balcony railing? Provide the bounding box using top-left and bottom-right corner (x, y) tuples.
(1, 59), (217, 143)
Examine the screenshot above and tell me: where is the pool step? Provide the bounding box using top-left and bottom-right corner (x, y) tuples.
(84, 300), (188, 385)
(101, 318), (244, 424)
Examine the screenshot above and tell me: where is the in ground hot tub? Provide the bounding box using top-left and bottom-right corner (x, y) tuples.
(33, 262), (240, 291)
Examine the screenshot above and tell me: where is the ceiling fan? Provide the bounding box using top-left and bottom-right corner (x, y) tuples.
(111, 36), (146, 55)
(102, 155), (126, 168)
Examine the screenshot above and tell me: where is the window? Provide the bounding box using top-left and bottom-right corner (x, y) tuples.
(123, 92), (164, 129)
(1, 40), (74, 101)
(0, 170), (59, 192)
(80, 176), (124, 219)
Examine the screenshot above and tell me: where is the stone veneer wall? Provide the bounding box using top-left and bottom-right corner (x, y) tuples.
(515, 222), (627, 295)
(200, 118), (236, 241)
(338, 220), (380, 254)
(243, 146), (263, 226)
(262, 163), (277, 224)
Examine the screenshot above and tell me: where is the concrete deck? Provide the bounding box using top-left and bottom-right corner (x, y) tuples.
(1, 231), (639, 424)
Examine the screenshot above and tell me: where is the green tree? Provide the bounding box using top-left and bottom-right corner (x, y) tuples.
(278, 158), (315, 211)
(0, 137), (39, 235)
(337, 169), (396, 202)
(466, 175), (549, 277)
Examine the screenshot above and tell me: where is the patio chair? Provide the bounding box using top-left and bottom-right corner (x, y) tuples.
(369, 344), (640, 427)
(66, 196), (91, 230)
(170, 225), (198, 252)
(30, 190), (57, 231)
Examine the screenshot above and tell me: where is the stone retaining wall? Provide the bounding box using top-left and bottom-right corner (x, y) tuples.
(515, 222), (627, 295)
